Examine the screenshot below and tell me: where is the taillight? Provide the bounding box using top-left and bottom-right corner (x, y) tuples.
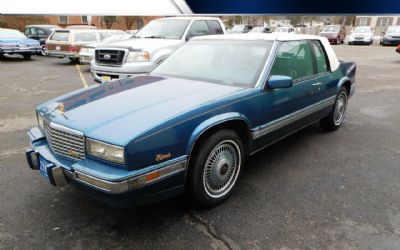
(68, 45), (77, 52)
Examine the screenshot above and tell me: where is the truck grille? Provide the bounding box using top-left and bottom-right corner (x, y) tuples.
(95, 49), (125, 65)
(44, 121), (85, 160)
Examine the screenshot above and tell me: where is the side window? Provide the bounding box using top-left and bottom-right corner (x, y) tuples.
(269, 40), (314, 81)
(30, 28), (38, 36)
(310, 41), (329, 74)
(187, 20), (210, 39)
(24, 28), (30, 35)
(37, 29), (46, 36)
(206, 20), (224, 35)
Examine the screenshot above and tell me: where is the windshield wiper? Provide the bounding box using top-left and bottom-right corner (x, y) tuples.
(144, 35), (165, 39)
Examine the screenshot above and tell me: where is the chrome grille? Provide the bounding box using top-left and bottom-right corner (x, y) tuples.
(44, 120), (85, 160)
(95, 49), (125, 65)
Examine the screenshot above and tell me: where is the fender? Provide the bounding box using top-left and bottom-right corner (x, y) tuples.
(186, 112), (252, 156)
(337, 76), (351, 92)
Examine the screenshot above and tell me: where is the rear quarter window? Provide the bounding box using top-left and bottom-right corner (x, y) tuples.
(50, 31), (70, 41)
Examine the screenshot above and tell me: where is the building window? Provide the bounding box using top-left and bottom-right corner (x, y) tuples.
(381, 17), (389, 27)
(359, 17), (367, 26)
(58, 16), (68, 24)
(81, 16), (88, 24)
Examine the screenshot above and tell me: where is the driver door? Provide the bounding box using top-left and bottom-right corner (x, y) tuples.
(253, 40), (321, 148)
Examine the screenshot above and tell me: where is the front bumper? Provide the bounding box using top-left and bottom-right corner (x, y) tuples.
(46, 50), (79, 58)
(348, 37), (372, 44)
(26, 126), (187, 205)
(79, 51), (93, 64)
(381, 37), (400, 45)
(1, 47), (42, 54)
(90, 60), (155, 82)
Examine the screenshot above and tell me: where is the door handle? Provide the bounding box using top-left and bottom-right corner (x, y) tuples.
(312, 82), (322, 86)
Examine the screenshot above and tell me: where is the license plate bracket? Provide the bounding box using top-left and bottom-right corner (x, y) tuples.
(39, 156), (52, 178)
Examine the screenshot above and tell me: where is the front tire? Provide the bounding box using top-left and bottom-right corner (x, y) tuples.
(22, 53), (32, 60)
(187, 130), (244, 208)
(320, 86), (348, 131)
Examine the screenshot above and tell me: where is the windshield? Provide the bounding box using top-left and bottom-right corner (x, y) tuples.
(0, 30), (27, 39)
(387, 26), (400, 33)
(322, 26), (340, 32)
(250, 27), (264, 33)
(230, 25), (245, 32)
(152, 40), (273, 87)
(354, 27), (371, 33)
(74, 32), (98, 42)
(134, 19), (189, 39)
(276, 27), (289, 32)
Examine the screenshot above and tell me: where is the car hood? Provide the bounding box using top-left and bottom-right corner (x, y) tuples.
(98, 38), (182, 50)
(0, 38), (39, 45)
(386, 32), (400, 36)
(351, 32), (372, 36)
(39, 75), (244, 145)
(320, 31), (339, 36)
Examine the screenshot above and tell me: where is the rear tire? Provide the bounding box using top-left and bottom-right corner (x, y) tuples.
(187, 130), (244, 208)
(22, 53), (32, 60)
(68, 58), (80, 64)
(320, 86), (348, 131)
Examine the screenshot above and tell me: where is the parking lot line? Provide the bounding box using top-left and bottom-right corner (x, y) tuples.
(75, 64), (88, 88)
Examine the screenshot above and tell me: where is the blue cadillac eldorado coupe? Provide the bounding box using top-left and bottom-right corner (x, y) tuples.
(0, 28), (42, 59)
(26, 33), (356, 207)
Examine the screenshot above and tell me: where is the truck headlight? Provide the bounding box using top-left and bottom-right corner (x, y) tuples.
(36, 111), (44, 131)
(86, 138), (125, 164)
(126, 51), (150, 62)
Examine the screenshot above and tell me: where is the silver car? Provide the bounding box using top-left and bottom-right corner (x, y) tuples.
(90, 17), (226, 82)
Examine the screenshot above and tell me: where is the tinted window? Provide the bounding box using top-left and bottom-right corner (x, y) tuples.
(310, 41), (329, 73)
(74, 32), (98, 42)
(207, 20), (224, 34)
(153, 41), (272, 87)
(50, 31), (70, 41)
(270, 40), (314, 81)
(188, 21), (210, 38)
(37, 29), (46, 35)
(24, 28), (30, 35)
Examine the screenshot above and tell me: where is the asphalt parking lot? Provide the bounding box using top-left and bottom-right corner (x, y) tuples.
(1, 44), (400, 249)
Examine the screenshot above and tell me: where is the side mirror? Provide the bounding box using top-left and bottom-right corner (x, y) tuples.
(267, 75), (293, 89)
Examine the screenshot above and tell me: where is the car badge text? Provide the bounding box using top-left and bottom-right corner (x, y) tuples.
(156, 153), (171, 162)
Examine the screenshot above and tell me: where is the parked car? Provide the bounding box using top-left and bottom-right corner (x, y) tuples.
(26, 33), (356, 207)
(126, 30), (138, 35)
(91, 16), (226, 82)
(79, 33), (132, 64)
(65, 25), (98, 30)
(380, 26), (400, 46)
(319, 25), (346, 44)
(0, 28), (42, 59)
(250, 26), (271, 33)
(227, 24), (253, 33)
(24, 25), (61, 55)
(396, 44), (400, 53)
(275, 26), (295, 33)
(348, 26), (374, 45)
(45, 29), (103, 63)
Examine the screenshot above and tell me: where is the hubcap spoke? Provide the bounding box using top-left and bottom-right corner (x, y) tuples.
(203, 140), (241, 198)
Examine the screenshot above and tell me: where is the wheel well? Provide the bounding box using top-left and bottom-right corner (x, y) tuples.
(342, 81), (351, 95)
(190, 120), (252, 158)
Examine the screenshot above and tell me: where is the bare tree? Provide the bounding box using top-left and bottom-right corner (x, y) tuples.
(101, 16), (117, 29)
(120, 16), (137, 30)
(0, 16), (50, 31)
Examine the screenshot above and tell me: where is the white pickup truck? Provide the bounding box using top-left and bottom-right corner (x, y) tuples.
(90, 17), (226, 82)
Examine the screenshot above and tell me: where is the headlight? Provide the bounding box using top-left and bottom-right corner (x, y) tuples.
(36, 111), (44, 131)
(126, 51), (150, 62)
(86, 138), (125, 164)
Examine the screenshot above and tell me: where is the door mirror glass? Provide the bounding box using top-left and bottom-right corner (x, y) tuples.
(268, 75), (293, 89)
